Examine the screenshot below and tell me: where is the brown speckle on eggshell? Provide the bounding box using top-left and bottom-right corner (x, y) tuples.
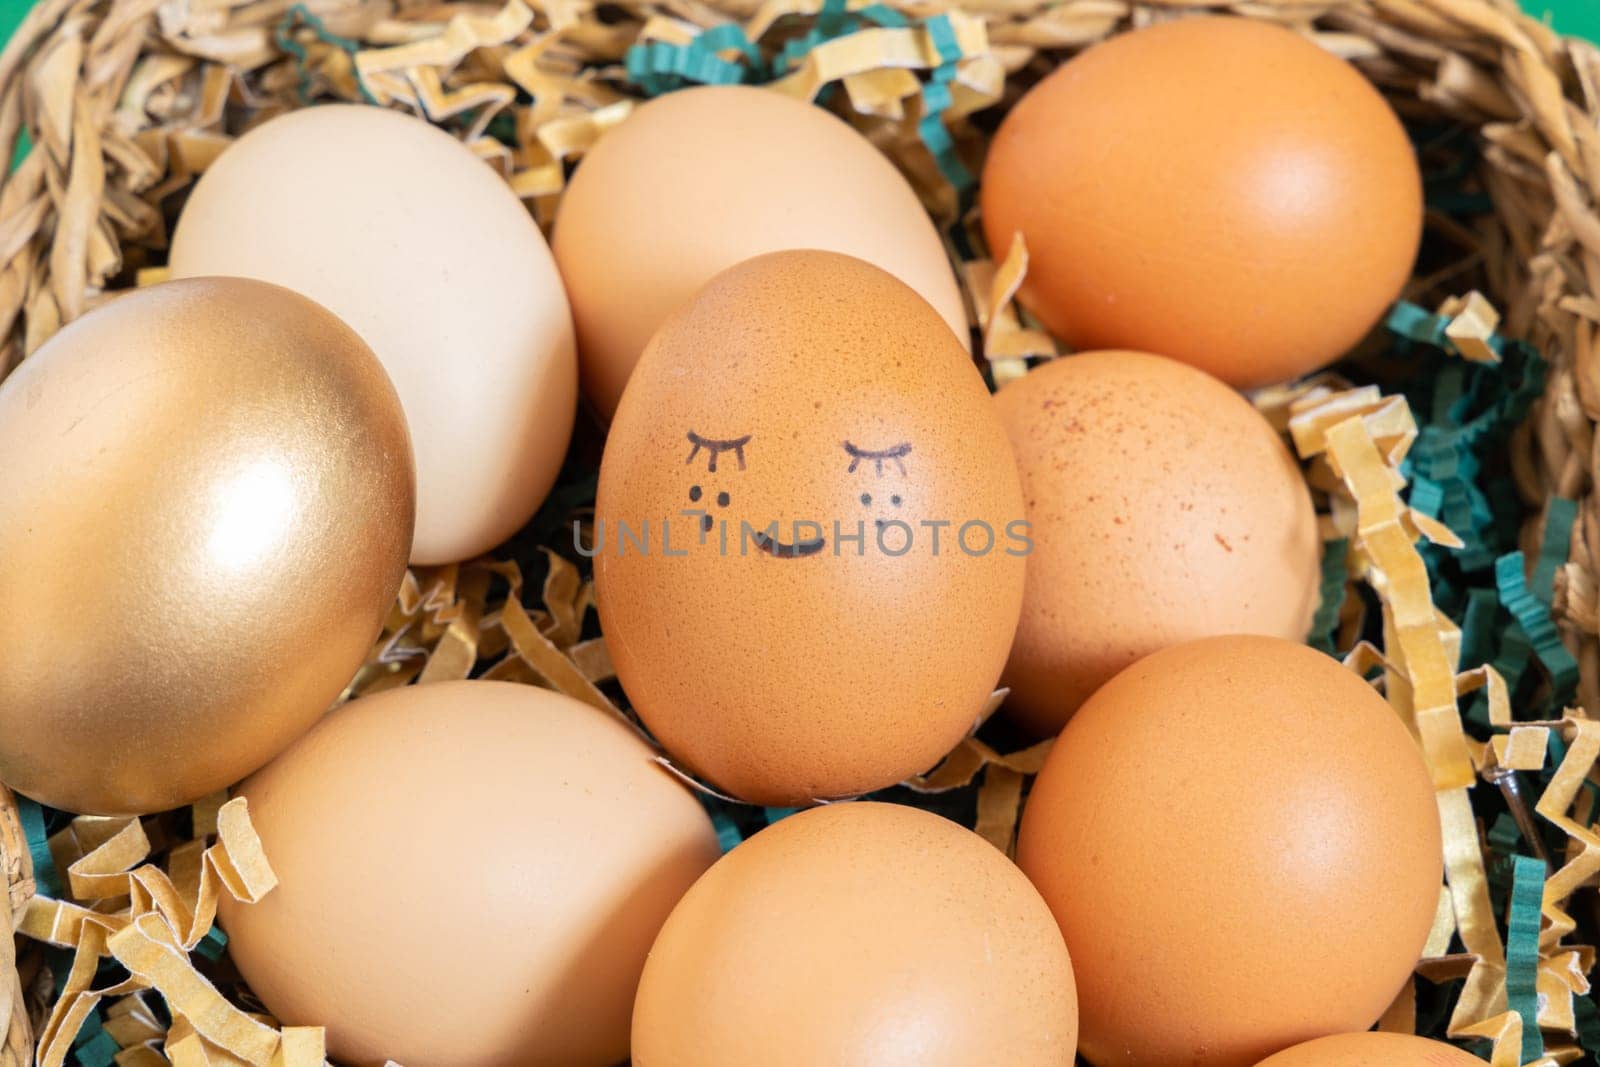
(995, 351), (1320, 735)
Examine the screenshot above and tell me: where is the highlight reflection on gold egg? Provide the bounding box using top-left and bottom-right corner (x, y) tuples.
(0, 278), (415, 816)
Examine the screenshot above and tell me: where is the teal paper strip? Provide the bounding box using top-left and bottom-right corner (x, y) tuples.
(856, 4), (909, 27)
(1532, 497), (1578, 607)
(625, 38), (749, 95)
(1459, 587), (1499, 673)
(195, 923), (229, 962)
(695, 22), (763, 65)
(710, 809), (742, 853)
(1574, 992), (1600, 1059)
(1308, 539), (1349, 654)
(1496, 551), (1579, 700)
(1506, 855), (1546, 1062)
(917, 63), (974, 197)
(1486, 812), (1521, 913)
(623, 8), (975, 207)
(273, 3), (377, 105)
(1386, 300), (1452, 349)
(72, 1008), (104, 1048)
(74, 1021), (118, 1067)
(18, 797), (62, 899)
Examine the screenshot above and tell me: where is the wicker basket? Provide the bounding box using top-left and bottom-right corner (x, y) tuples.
(0, 0), (1597, 1062)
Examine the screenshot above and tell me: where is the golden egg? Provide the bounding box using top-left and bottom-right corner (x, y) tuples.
(633, 802), (1078, 1066)
(0, 278), (414, 815)
(594, 251), (1025, 805)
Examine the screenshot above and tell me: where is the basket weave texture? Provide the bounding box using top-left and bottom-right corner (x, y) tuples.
(1, 0), (1599, 1062)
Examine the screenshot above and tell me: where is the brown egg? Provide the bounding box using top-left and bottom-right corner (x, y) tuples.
(994, 351), (1319, 734)
(633, 802), (1078, 1065)
(594, 251), (1025, 805)
(981, 17), (1422, 389)
(1254, 1033), (1484, 1066)
(554, 85), (968, 419)
(219, 680), (720, 1067)
(171, 104), (576, 565)
(1017, 636), (1441, 1067)
(0, 278), (413, 816)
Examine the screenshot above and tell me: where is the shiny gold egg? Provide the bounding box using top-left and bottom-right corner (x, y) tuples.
(0, 277), (415, 815)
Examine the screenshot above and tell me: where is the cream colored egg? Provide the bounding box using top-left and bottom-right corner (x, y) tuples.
(220, 680), (721, 1067)
(170, 104), (576, 565)
(553, 85), (968, 419)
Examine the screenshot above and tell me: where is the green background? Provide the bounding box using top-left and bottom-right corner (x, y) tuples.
(0, 0), (1594, 50)
(1526, 0), (1600, 42)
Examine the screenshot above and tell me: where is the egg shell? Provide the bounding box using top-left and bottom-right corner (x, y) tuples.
(1017, 635), (1442, 1067)
(632, 802), (1078, 1066)
(219, 680), (720, 1067)
(0, 278), (413, 815)
(553, 85), (968, 419)
(981, 17), (1422, 389)
(1253, 1033), (1485, 1066)
(594, 250), (1025, 805)
(169, 104), (577, 565)
(994, 351), (1320, 734)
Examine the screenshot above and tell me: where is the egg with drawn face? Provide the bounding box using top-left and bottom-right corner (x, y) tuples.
(594, 250), (1026, 806)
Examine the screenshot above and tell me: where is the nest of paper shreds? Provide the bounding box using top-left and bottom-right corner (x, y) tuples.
(0, 0), (1598, 1062)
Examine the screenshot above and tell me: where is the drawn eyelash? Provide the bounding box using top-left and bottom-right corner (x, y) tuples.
(686, 430), (752, 472)
(842, 440), (911, 476)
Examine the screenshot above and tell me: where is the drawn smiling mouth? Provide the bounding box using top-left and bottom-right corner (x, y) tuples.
(752, 531), (826, 559)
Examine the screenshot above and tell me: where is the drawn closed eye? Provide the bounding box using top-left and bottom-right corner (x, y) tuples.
(686, 430), (752, 472)
(842, 439), (911, 476)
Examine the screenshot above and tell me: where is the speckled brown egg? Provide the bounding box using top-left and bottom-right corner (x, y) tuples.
(1018, 636), (1442, 1067)
(981, 17), (1422, 389)
(1254, 1033), (1485, 1066)
(995, 351), (1320, 735)
(632, 802), (1078, 1066)
(219, 680), (720, 1067)
(594, 250), (1026, 805)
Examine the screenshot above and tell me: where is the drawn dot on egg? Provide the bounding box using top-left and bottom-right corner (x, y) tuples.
(593, 250), (1024, 806)
(689, 485), (702, 501)
(717, 492), (730, 507)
